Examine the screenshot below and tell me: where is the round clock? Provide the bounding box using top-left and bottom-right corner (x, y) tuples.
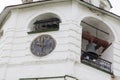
(31, 34), (56, 57)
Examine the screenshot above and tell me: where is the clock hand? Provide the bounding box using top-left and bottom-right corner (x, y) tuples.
(41, 36), (45, 53)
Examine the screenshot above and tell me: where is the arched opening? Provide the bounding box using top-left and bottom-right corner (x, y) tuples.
(80, 17), (114, 74)
(28, 13), (61, 34)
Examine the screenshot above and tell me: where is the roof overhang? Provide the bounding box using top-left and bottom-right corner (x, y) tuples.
(0, 0), (119, 28)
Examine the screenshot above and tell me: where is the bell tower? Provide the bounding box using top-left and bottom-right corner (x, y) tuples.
(0, 0), (120, 80)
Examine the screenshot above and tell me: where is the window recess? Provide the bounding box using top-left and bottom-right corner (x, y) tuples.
(28, 18), (61, 34)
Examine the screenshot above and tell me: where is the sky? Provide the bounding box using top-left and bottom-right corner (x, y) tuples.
(0, 0), (120, 16)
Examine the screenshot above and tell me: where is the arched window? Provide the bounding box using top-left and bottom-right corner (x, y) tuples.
(28, 13), (61, 34)
(80, 17), (114, 74)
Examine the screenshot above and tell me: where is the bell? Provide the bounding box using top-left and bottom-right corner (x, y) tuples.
(86, 43), (99, 59)
(86, 43), (96, 53)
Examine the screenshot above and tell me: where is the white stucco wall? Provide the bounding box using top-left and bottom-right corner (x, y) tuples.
(0, 0), (120, 80)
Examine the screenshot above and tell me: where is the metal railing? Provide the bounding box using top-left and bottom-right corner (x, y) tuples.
(81, 51), (112, 74)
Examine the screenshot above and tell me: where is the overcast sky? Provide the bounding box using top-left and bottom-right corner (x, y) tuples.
(0, 0), (120, 16)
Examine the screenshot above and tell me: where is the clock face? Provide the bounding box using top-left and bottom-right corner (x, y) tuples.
(31, 34), (56, 57)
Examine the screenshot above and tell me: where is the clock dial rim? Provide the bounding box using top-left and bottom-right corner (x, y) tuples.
(30, 34), (56, 57)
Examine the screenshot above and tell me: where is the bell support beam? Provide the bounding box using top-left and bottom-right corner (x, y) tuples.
(82, 31), (111, 53)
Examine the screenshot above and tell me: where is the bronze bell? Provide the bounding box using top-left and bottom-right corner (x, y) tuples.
(86, 42), (99, 59)
(86, 43), (96, 53)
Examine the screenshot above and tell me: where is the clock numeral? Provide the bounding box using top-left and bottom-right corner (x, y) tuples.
(31, 34), (56, 57)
